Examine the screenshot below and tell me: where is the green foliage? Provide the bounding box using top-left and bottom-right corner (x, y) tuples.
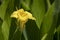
(31, 0), (46, 29)
(0, 0), (60, 40)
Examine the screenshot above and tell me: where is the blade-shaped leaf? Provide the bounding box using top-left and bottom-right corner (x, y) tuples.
(40, 2), (55, 39)
(26, 20), (40, 40)
(0, 0), (9, 20)
(45, 0), (60, 40)
(31, 0), (46, 29)
(0, 0), (15, 40)
(0, 18), (4, 40)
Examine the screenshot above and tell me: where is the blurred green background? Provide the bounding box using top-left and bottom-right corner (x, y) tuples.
(0, 0), (60, 40)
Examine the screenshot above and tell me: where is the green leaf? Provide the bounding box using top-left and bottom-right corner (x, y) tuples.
(0, 18), (4, 40)
(2, 19), (11, 40)
(21, 2), (30, 10)
(45, 0), (60, 39)
(46, 0), (51, 8)
(26, 20), (40, 40)
(40, 2), (55, 39)
(24, 0), (31, 6)
(0, 0), (9, 20)
(57, 25), (60, 32)
(0, 0), (15, 40)
(31, 0), (46, 29)
(41, 0), (60, 39)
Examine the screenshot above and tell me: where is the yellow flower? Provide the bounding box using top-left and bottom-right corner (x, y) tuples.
(11, 9), (36, 23)
(11, 9), (36, 31)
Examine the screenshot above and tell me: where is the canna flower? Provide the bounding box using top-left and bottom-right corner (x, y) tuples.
(11, 9), (36, 31)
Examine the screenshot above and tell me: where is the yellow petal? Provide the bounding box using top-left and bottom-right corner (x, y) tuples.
(25, 11), (36, 20)
(18, 9), (25, 16)
(19, 15), (28, 22)
(11, 11), (18, 18)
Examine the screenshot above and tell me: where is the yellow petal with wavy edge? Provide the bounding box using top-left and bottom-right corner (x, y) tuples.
(25, 11), (36, 20)
(11, 11), (18, 18)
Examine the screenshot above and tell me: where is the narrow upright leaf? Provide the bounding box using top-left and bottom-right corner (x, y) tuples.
(40, 3), (55, 39)
(31, 0), (46, 29)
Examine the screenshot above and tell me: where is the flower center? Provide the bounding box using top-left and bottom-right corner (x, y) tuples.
(18, 9), (27, 17)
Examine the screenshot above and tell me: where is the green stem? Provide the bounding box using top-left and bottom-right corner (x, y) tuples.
(23, 28), (28, 40)
(47, 0), (51, 9)
(57, 32), (59, 40)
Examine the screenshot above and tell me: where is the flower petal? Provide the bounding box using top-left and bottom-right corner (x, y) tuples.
(11, 11), (18, 18)
(25, 11), (36, 20)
